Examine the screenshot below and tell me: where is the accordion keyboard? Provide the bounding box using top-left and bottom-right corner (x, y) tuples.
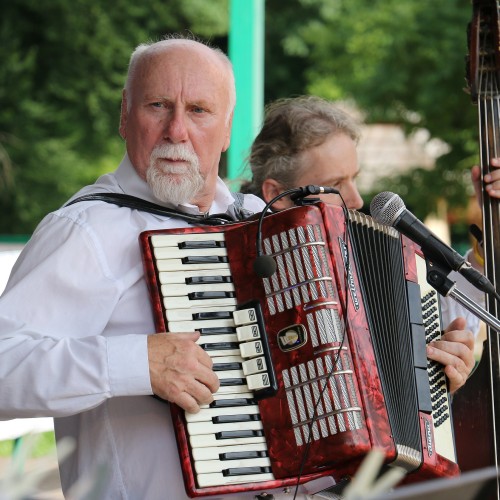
(415, 253), (456, 463)
(140, 203), (460, 497)
(150, 232), (276, 488)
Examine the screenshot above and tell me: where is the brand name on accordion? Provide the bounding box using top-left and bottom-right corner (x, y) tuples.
(338, 237), (360, 311)
(424, 417), (433, 457)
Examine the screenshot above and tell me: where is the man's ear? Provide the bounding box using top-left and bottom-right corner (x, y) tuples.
(261, 178), (293, 210)
(222, 111), (234, 152)
(119, 90), (128, 139)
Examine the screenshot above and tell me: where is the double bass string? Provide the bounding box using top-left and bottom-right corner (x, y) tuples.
(477, 29), (499, 276)
(477, 12), (500, 489)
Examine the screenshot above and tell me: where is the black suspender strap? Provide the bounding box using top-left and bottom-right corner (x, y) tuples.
(64, 192), (251, 226)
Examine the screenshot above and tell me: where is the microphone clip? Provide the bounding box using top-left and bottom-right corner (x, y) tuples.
(292, 196), (320, 206)
(253, 185), (339, 278)
(425, 258), (455, 297)
(289, 185), (339, 206)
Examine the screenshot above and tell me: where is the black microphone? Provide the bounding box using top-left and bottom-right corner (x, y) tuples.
(253, 254), (278, 278)
(370, 191), (496, 295)
(253, 185), (340, 278)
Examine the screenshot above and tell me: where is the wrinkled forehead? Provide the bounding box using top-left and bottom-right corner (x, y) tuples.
(130, 43), (233, 109)
(133, 42), (231, 95)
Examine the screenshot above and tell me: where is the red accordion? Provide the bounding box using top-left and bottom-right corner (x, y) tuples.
(139, 202), (459, 498)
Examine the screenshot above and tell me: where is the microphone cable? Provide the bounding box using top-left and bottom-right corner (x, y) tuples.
(254, 185), (339, 278)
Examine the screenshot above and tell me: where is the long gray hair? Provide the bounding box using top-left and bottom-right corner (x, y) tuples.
(243, 96), (360, 197)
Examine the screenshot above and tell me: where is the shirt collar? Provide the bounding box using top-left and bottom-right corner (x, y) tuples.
(114, 153), (235, 216)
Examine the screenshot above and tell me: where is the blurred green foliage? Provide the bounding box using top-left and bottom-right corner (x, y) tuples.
(0, 431), (55, 458)
(0, 0), (480, 233)
(0, 0), (229, 232)
(263, 0), (479, 220)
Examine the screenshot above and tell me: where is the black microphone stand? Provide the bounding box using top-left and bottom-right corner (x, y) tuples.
(424, 258), (500, 333)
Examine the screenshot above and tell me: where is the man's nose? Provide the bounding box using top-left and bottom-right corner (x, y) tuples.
(345, 183), (364, 210)
(163, 109), (189, 143)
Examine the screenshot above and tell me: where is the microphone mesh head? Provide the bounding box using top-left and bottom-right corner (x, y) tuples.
(253, 255), (277, 278)
(370, 191), (405, 226)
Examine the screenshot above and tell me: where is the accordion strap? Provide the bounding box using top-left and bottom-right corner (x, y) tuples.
(64, 192), (241, 226)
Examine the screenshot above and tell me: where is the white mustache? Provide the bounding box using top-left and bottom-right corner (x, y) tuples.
(150, 144), (198, 164)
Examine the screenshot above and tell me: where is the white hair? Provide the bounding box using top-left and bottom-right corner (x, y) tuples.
(124, 36), (236, 124)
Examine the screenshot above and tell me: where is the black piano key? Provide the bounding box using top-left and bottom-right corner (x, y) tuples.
(197, 327), (236, 335)
(219, 450), (268, 461)
(216, 430), (264, 440)
(188, 291), (235, 300)
(219, 378), (246, 386)
(212, 414), (261, 424)
(209, 398), (255, 408)
(222, 466), (272, 477)
(186, 276), (232, 284)
(212, 362), (242, 371)
(181, 256), (228, 264)
(199, 342), (239, 351)
(193, 311), (233, 320)
(178, 240), (226, 249)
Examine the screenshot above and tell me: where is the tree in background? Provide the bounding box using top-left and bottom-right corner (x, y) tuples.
(0, 0), (479, 233)
(263, 0), (478, 222)
(0, 0), (229, 233)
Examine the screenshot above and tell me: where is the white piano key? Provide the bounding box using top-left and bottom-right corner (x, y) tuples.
(156, 259), (229, 272)
(161, 282), (235, 296)
(210, 391), (253, 402)
(167, 319), (235, 332)
(207, 348), (240, 358)
(185, 405), (260, 423)
(205, 348), (242, 358)
(191, 442), (268, 461)
(163, 296), (237, 310)
(196, 472), (275, 488)
(187, 420), (263, 436)
(194, 456), (271, 474)
(242, 356), (267, 376)
(211, 355), (244, 366)
(154, 246), (228, 260)
(159, 268), (231, 285)
(216, 369), (245, 380)
(197, 334), (239, 346)
(233, 308), (258, 326)
(236, 324), (261, 342)
(214, 382), (249, 394)
(151, 232), (225, 247)
(190, 434), (267, 449)
(165, 306), (236, 322)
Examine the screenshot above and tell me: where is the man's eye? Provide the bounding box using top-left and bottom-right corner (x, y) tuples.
(150, 102), (163, 108)
(192, 106), (206, 114)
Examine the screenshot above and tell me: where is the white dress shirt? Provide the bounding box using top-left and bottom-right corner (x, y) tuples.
(0, 155), (318, 500)
(0, 153), (481, 499)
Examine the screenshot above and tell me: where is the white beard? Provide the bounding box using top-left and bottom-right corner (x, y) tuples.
(146, 144), (204, 205)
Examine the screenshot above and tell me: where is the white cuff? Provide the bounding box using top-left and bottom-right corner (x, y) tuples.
(106, 334), (153, 396)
